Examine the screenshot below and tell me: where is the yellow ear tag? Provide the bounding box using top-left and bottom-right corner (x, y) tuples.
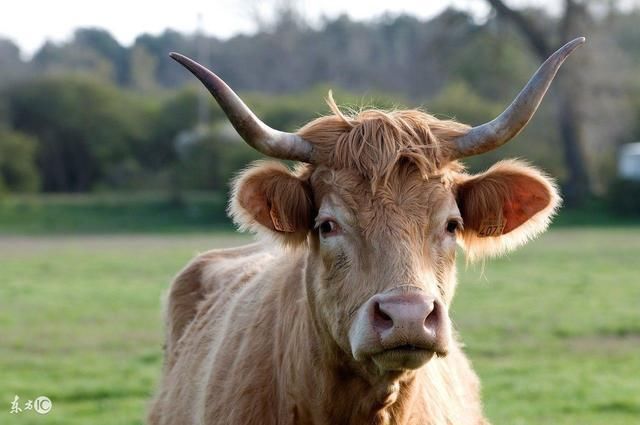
(478, 218), (506, 237)
(270, 206), (296, 233)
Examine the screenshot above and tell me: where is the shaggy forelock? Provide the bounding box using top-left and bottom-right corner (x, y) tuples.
(297, 93), (469, 191)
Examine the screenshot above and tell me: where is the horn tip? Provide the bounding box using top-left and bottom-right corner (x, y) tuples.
(567, 37), (586, 49)
(169, 52), (197, 69)
(556, 37), (586, 58)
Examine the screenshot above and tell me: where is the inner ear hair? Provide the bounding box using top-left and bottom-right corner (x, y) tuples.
(455, 160), (561, 260)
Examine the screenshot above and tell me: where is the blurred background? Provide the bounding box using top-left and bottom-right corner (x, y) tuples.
(0, 1), (639, 424)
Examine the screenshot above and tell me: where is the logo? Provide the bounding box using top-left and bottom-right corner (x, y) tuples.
(34, 396), (52, 414)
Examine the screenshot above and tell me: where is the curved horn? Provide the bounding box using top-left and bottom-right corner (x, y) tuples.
(169, 53), (314, 162)
(451, 37), (586, 159)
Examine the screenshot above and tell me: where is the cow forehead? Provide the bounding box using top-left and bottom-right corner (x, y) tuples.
(297, 104), (470, 189)
(310, 165), (459, 237)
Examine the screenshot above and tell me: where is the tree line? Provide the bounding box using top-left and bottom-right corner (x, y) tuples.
(0, 4), (639, 206)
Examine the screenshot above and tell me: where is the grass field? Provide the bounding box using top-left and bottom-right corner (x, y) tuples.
(1, 228), (639, 424)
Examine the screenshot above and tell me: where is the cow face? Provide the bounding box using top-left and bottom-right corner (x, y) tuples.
(230, 108), (559, 374)
(308, 164), (459, 372)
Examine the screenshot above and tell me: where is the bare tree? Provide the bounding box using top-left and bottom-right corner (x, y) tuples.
(242, 0), (307, 33)
(486, 0), (592, 205)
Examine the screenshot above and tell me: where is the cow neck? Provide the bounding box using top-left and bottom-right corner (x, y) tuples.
(287, 251), (424, 425)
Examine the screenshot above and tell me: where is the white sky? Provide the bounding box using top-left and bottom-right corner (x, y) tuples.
(0, 0), (569, 58)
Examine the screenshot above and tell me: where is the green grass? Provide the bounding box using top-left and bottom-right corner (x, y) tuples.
(1, 229), (639, 424)
(454, 229), (640, 424)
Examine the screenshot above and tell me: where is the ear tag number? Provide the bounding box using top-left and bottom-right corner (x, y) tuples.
(478, 218), (505, 237)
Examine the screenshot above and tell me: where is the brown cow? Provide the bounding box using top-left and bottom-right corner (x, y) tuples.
(148, 38), (585, 425)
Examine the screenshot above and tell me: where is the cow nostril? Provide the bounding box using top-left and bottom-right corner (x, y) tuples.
(375, 302), (392, 322)
(373, 301), (394, 330)
(424, 302), (439, 332)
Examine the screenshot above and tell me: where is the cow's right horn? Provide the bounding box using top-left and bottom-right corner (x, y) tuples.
(170, 53), (314, 163)
(450, 37), (585, 159)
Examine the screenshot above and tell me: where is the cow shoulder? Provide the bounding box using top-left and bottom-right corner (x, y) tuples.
(164, 242), (271, 364)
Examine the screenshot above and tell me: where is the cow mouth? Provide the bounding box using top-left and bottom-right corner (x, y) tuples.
(371, 345), (435, 371)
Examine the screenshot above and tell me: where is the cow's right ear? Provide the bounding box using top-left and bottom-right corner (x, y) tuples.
(455, 160), (561, 261)
(229, 161), (314, 246)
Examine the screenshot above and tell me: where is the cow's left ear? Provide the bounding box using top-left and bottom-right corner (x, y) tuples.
(229, 161), (314, 246)
(455, 159), (561, 261)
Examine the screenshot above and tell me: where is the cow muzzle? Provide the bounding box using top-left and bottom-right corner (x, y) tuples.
(349, 287), (451, 371)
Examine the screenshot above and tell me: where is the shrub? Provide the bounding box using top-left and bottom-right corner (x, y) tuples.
(0, 128), (39, 193)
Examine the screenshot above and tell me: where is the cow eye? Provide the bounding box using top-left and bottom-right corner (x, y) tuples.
(319, 220), (340, 237)
(446, 219), (460, 234)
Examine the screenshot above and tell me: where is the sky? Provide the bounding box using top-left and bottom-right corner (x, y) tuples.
(0, 0), (565, 58)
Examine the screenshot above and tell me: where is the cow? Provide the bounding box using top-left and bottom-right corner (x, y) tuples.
(148, 37), (585, 425)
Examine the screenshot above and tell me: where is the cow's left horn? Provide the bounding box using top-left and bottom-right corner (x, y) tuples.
(169, 53), (314, 162)
(450, 37), (585, 159)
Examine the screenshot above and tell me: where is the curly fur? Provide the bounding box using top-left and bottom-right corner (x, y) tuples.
(298, 93), (468, 192)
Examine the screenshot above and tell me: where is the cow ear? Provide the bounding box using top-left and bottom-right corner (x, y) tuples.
(229, 161), (314, 246)
(456, 160), (561, 261)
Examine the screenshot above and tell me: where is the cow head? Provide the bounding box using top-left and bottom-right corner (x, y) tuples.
(170, 38), (582, 375)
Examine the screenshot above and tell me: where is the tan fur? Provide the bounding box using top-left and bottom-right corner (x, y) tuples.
(149, 247), (488, 425)
(149, 98), (558, 425)
(298, 93), (467, 192)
